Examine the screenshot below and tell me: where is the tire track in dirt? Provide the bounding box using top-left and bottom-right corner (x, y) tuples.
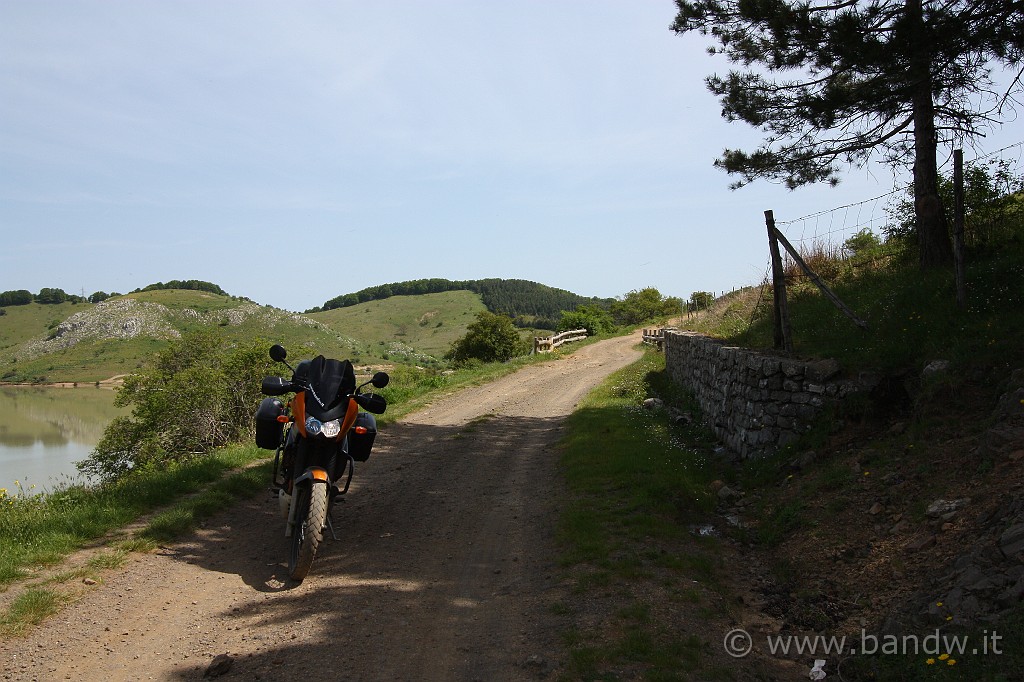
(1, 334), (642, 681)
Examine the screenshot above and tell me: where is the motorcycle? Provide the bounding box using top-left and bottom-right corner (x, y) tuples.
(254, 343), (389, 582)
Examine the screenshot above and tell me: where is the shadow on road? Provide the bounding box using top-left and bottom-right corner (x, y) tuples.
(165, 415), (570, 681)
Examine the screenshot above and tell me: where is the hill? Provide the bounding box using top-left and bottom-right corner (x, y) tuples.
(308, 289), (488, 363)
(0, 285), (554, 383)
(314, 277), (612, 329)
(0, 276), (614, 383)
(0, 291), (362, 384)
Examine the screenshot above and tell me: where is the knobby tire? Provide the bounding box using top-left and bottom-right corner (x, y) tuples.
(288, 482), (328, 582)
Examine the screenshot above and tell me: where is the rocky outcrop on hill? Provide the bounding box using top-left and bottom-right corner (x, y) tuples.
(15, 299), (333, 361)
(17, 298), (179, 359)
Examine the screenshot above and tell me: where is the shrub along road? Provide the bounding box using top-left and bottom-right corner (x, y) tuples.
(0, 333), (644, 681)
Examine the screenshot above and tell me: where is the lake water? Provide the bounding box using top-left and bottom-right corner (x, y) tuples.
(0, 386), (126, 493)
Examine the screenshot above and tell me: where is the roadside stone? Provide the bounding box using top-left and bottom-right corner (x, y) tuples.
(922, 359), (950, 377)
(204, 654), (233, 678)
(869, 502), (884, 516)
(996, 576), (1024, 608)
(907, 534), (936, 552)
(984, 426), (1024, 455)
(926, 498), (970, 518)
(999, 523), (1024, 560)
(805, 359), (841, 382)
(966, 576), (1006, 595)
(890, 520), (911, 535)
(523, 654), (550, 677)
(994, 386), (1024, 419)
(717, 485), (743, 504)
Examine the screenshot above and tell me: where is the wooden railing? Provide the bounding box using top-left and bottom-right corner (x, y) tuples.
(642, 328), (668, 349)
(533, 328), (588, 353)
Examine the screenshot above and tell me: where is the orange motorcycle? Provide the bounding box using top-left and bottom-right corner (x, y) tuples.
(255, 344), (389, 582)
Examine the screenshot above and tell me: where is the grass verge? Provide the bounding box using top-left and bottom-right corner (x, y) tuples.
(0, 444), (269, 588)
(556, 349), (734, 680)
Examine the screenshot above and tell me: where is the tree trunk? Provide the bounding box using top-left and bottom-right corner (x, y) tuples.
(908, 0), (953, 269)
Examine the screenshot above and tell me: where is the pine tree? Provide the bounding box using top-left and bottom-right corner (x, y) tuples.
(671, 0), (1024, 268)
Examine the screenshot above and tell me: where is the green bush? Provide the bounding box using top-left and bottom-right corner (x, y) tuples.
(445, 311), (530, 364)
(558, 304), (614, 335)
(78, 330), (275, 482)
(610, 288), (682, 326)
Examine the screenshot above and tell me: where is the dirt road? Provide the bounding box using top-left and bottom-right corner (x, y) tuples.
(1, 333), (643, 681)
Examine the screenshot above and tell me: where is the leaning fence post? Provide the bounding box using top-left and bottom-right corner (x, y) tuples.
(771, 220), (869, 331)
(765, 210), (793, 352)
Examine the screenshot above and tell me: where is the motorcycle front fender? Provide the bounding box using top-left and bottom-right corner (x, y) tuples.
(285, 468), (330, 537)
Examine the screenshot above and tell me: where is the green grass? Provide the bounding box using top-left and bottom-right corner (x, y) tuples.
(0, 444), (268, 587)
(0, 588), (67, 636)
(138, 460), (271, 542)
(556, 350), (723, 679)
(684, 246), (1024, 377)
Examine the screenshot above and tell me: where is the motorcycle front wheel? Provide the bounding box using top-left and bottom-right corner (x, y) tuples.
(288, 481), (328, 582)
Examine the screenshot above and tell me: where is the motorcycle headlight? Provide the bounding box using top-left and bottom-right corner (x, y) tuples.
(305, 416), (341, 439)
(321, 419), (342, 439)
(305, 416), (322, 436)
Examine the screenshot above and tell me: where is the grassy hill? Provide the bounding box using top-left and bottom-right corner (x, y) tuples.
(309, 290), (488, 362)
(316, 277), (610, 330)
(0, 288), (504, 384)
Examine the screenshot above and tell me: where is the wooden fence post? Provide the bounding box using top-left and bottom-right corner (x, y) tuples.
(765, 210), (793, 352)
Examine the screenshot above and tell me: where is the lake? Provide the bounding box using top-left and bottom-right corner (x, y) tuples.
(0, 386), (126, 493)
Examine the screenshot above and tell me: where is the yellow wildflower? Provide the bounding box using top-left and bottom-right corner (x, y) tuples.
(926, 658), (936, 665)
(939, 654), (949, 661)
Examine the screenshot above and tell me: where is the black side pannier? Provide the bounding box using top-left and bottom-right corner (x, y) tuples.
(255, 397), (285, 450)
(348, 412), (377, 462)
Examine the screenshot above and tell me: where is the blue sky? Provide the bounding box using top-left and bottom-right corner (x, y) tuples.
(2, 1), (1020, 313)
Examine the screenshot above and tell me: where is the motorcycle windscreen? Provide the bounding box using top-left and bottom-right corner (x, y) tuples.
(304, 355), (356, 420)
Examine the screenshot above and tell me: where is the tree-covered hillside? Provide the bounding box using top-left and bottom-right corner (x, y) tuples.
(312, 278), (612, 330)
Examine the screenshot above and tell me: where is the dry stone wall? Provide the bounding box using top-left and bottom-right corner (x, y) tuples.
(664, 330), (865, 458)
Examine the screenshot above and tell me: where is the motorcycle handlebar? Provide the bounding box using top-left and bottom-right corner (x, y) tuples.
(262, 376), (387, 414)
(262, 376), (295, 396)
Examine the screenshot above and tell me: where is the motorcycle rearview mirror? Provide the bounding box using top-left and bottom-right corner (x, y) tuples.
(370, 371), (390, 389)
(268, 343), (295, 373)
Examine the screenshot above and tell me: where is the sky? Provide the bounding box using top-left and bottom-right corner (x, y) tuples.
(1, 1), (1021, 313)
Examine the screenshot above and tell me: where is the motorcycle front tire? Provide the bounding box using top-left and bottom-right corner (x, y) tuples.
(288, 481), (328, 582)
